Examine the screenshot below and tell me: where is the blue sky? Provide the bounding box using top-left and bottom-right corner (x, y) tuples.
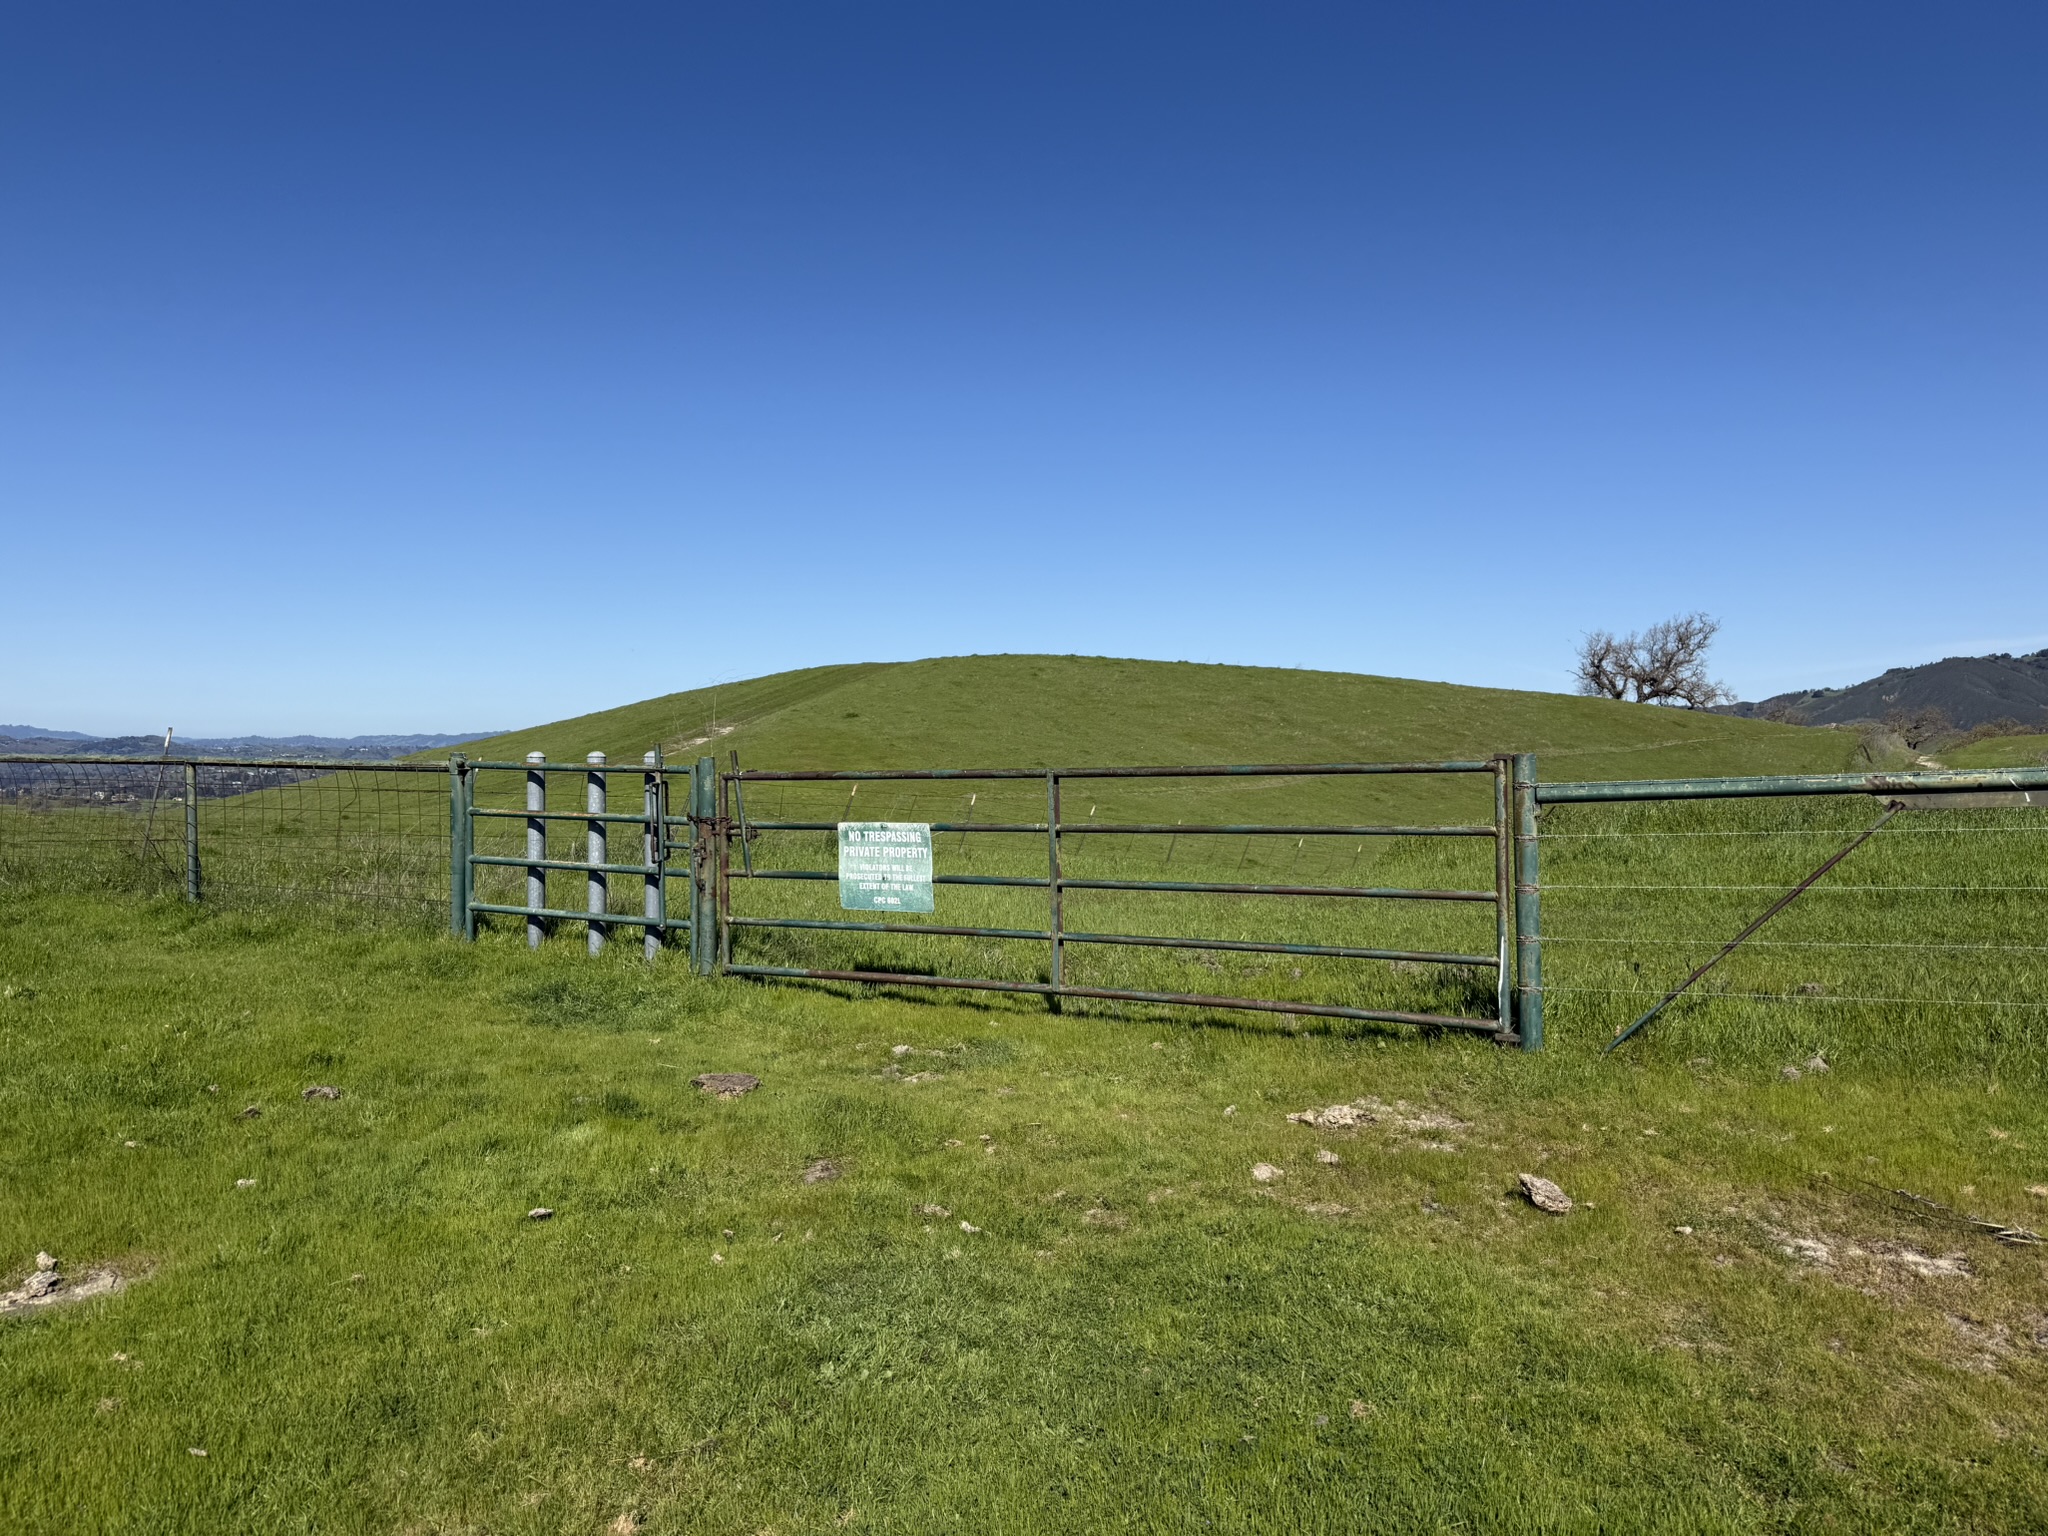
(5, 3), (2043, 735)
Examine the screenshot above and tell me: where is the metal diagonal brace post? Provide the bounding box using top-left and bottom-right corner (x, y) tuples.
(1604, 801), (1904, 1054)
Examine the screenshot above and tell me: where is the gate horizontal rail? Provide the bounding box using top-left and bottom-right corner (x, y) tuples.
(1536, 766), (2048, 803)
(733, 760), (1498, 781)
(726, 914), (1495, 966)
(740, 820), (1493, 836)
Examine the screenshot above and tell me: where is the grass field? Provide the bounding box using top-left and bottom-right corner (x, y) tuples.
(453, 654), (1875, 798)
(5, 892), (2048, 1533)
(1942, 734), (2048, 770)
(5, 657), (2046, 1531)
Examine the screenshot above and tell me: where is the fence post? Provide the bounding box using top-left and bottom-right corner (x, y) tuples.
(716, 762), (733, 971)
(690, 755), (718, 975)
(1045, 770), (1063, 1012)
(448, 755), (470, 939)
(1512, 752), (1543, 1050)
(462, 763), (478, 939)
(184, 762), (201, 903)
(587, 752), (608, 955)
(526, 752), (547, 949)
(643, 750), (663, 960)
(1492, 756), (1511, 1036)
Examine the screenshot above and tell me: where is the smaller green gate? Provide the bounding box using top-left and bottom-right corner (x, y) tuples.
(454, 752), (721, 970)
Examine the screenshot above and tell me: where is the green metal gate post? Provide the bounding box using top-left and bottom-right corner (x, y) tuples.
(690, 755), (718, 975)
(1045, 770), (1063, 1012)
(184, 762), (201, 903)
(1492, 756), (1510, 1036)
(449, 755), (472, 939)
(1512, 752), (1543, 1050)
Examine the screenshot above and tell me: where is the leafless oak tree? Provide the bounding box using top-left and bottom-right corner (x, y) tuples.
(1574, 613), (1731, 708)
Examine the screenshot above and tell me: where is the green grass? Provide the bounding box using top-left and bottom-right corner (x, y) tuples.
(5, 893), (2048, 1532)
(1942, 735), (2048, 770)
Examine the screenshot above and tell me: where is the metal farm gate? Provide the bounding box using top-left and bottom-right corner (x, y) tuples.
(712, 757), (1536, 1046)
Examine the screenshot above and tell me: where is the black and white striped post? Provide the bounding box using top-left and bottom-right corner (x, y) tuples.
(525, 752), (547, 949)
(586, 751), (608, 954)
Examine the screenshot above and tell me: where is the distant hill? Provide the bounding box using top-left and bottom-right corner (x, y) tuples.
(1720, 650), (2048, 731)
(0, 730), (503, 760)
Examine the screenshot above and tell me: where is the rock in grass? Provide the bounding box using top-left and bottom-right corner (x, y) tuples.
(1251, 1163), (1283, 1183)
(1288, 1104), (1365, 1129)
(801, 1159), (840, 1185)
(4, 1256), (126, 1314)
(1780, 1066), (1803, 1081)
(527, 1207), (554, 1221)
(238, 1105), (261, 1119)
(1518, 1173), (1573, 1214)
(1804, 1054), (1830, 1074)
(302, 1085), (342, 1101)
(691, 1073), (760, 1100)
(21, 1268), (63, 1300)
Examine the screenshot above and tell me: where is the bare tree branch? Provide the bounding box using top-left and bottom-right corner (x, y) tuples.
(1574, 612), (1731, 708)
(1573, 630), (1631, 700)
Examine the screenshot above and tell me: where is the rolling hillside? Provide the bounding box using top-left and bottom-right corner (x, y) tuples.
(452, 654), (1869, 786)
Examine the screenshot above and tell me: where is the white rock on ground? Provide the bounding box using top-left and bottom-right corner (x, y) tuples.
(1517, 1173), (1573, 1214)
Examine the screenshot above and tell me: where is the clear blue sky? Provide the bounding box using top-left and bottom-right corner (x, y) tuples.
(5, 3), (2043, 736)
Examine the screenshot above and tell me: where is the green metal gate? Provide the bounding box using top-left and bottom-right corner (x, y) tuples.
(715, 757), (1535, 1045)
(454, 752), (722, 970)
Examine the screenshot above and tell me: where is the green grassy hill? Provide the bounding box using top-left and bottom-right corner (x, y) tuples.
(453, 653), (1869, 783)
(1943, 732), (2048, 769)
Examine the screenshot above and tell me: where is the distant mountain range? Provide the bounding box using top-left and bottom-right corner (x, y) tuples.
(1719, 650), (2048, 731)
(0, 729), (504, 761)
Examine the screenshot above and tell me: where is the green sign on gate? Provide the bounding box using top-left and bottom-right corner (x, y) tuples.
(838, 822), (934, 912)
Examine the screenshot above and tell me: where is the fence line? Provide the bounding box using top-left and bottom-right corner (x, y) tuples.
(1531, 766), (2048, 1066)
(6, 751), (2047, 1063)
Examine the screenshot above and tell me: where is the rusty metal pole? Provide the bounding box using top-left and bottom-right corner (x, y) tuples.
(586, 752), (608, 955)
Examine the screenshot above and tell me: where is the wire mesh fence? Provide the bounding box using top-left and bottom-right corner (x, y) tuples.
(1537, 794), (2048, 1077)
(0, 757), (451, 920)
